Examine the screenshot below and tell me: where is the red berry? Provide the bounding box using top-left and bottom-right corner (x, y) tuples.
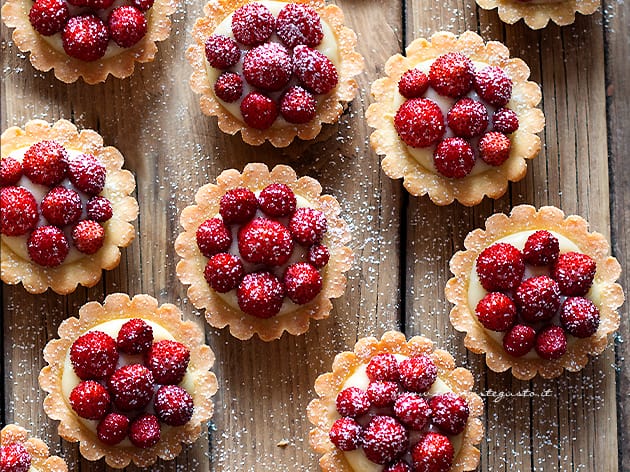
(479, 131), (511, 166)
(362, 416), (408, 465)
(429, 52), (474, 98)
(276, 4), (323, 48)
(523, 230), (559, 266)
(108, 6), (147, 48)
(289, 207), (327, 245)
(258, 183), (297, 217)
(154, 385), (194, 426)
(398, 69), (429, 99)
(86, 196), (113, 222)
(68, 153), (106, 196)
(238, 217), (294, 266)
(515, 275), (562, 323)
(475, 292), (517, 332)
(283, 262), (322, 304)
(293, 45), (338, 95)
(97, 413), (129, 446)
(41, 186), (82, 227)
(447, 98), (488, 138)
(72, 220), (105, 254)
(204, 253), (244, 293)
(367, 381), (400, 407)
(27, 226), (69, 267)
(560, 297), (600, 338)
(204, 35), (241, 69)
(0, 157), (23, 186)
(231, 3), (275, 46)
(214, 72), (244, 103)
(69, 380), (111, 420)
(0, 186), (38, 236)
(240, 92), (279, 130)
(237, 271), (285, 318)
(22, 140), (68, 186)
(492, 107), (519, 134)
(328, 417), (362, 452)
(366, 353), (399, 382)
(62, 15), (109, 62)
(393, 392), (431, 430)
(108, 364), (154, 411)
(243, 43), (292, 92)
(116, 318), (154, 355)
(196, 218), (232, 258)
(535, 325), (567, 360)
(129, 414), (160, 449)
(335, 386), (371, 417)
(145, 340), (190, 385)
(502, 324), (536, 357)
(70, 330), (118, 380)
(411, 432), (454, 472)
(398, 355), (437, 393)
(280, 86), (317, 124)
(474, 66), (513, 107)
(429, 393), (469, 435)
(28, 0), (68, 36)
(67, 0), (114, 9)
(307, 243), (329, 268)
(394, 98), (445, 148)
(552, 252), (597, 296)
(131, 0), (153, 11)
(433, 137), (475, 179)
(220, 187), (258, 224)
(0, 443), (31, 472)
(384, 461), (412, 472)
(476, 242), (525, 291)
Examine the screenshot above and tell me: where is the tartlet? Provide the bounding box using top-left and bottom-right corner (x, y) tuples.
(187, 0), (364, 147)
(1, 424), (68, 472)
(475, 0), (599, 29)
(308, 331), (483, 472)
(1, 119), (138, 294)
(175, 163), (353, 341)
(39, 293), (218, 468)
(367, 31), (544, 206)
(446, 205), (624, 380)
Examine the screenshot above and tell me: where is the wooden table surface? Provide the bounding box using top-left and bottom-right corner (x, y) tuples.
(1, 0), (628, 470)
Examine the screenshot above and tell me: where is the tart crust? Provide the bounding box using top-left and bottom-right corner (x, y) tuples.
(175, 163), (353, 341)
(1, 119), (139, 295)
(186, 0), (365, 147)
(367, 31), (545, 206)
(38, 293), (218, 469)
(1, 424), (68, 472)
(307, 331), (484, 472)
(1, 0), (177, 84)
(446, 205), (624, 380)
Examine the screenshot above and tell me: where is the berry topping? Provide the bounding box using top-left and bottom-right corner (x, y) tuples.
(276, 4), (323, 48)
(429, 393), (469, 435)
(447, 98), (488, 138)
(204, 35), (240, 69)
(0, 157), (23, 186)
(552, 252), (597, 296)
(475, 292), (517, 332)
(560, 297), (600, 338)
(0, 442), (31, 472)
(384, 461), (412, 472)
(72, 220), (105, 254)
(258, 183), (296, 217)
(116, 318), (154, 355)
(289, 207), (327, 245)
(515, 275), (562, 323)
(476, 242), (525, 291)
(131, 0), (153, 11)
(280, 86), (317, 124)
(97, 413), (130, 446)
(293, 45), (338, 95)
(0, 186), (38, 236)
(307, 243), (330, 268)
(411, 432), (454, 472)
(479, 131), (511, 166)
(145, 339), (190, 385)
(243, 43), (293, 92)
(429, 52), (474, 98)
(204, 253), (244, 293)
(67, 0), (115, 9)
(108, 6), (147, 48)
(433, 137), (475, 179)
(154, 385), (194, 426)
(27, 225), (69, 267)
(41, 186), (82, 227)
(398, 69), (429, 99)
(474, 66), (513, 107)
(523, 230), (560, 266)
(68, 153), (106, 196)
(240, 92), (279, 130)
(398, 355), (437, 393)
(367, 381), (400, 407)
(28, 0), (69, 36)
(237, 271), (285, 318)
(214, 72), (244, 103)
(335, 386), (371, 417)
(535, 325), (567, 360)
(238, 217), (294, 266)
(492, 108), (519, 134)
(362, 416), (409, 465)
(69, 380), (111, 420)
(129, 414), (161, 449)
(22, 140), (68, 186)
(86, 196), (113, 222)
(329, 417), (362, 452)
(196, 218), (232, 258)
(231, 3), (275, 46)
(220, 187), (258, 224)
(108, 364), (155, 411)
(502, 324), (536, 357)
(283, 262), (322, 304)
(393, 392), (431, 430)
(62, 15), (109, 62)
(366, 353), (399, 382)
(70, 330), (118, 380)
(394, 98), (445, 148)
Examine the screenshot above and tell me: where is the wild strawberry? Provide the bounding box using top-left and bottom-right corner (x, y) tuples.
(398, 69), (429, 99)
(41, 186), (82, 227)
(429, 393), (469, 435)
(238, 217), (294, 266)
(0, 157), (23, 186)
(62, 15), (109, 62)
(535, 325), (567, 360)
(231, 3), (275, 45)
(515, 275), (561, 323)
(129, 414), (160, 449)
(283, 262), (322, 304)
(0, 186), (38, 236)
(243, 43), (293, 92)
(145, 340), (190, 385)
(384, 461), (412, 472)
(479, 131), (511, 166)
(116, 318), (154, 355)
(393, 392), (431, 430)
(86, 196), (113, 222)
(367, 381), (400, 407)
(398, 355), (437, 393)
(502, 324), (536, 357)
(433, 137), (475, 179)
(474, 66), (513, 107)
(552, 252), (596, 296)
(280, 86), (317, 124)
(214, 72), (244, 103)
(108, 6), (147, 48)
(335, 386), (371, 417)
(429, 52), (474, 98)
(72, 220), (105, 254)
(475, 292), (517, 332)
(70, 330), (119, 380)
(0, 442), (31, 472)
(240, 92), (279, 130)
(29, 0), (68, 36)
(154, 385), (194, 426)
(68, 153), (106, 195)
(560, 297), (600, 338)
(258, 183), (296, 217)
(237, 272), (285, 318)
(204, 253), (244, 293)
(394, 98), (445, 148)
(22, 140), (68, 186)
(289, 207), (327, 245)
(293, 45), (338, 95)
(411, 432), (454, 472)
(97, 413), (129, 446)
(196, 218), (232, 258)
(131, 0), (153, 11)
(362, 416), (408, 465)
(108, 364), (155, 411)
(329, 417), (362, 451)
(204, 35), (241, 69)
(276, 4), (323, 48)
(476, 242), (525, 291)
(366, 353), (399, 382)
(69, 380), (111, 420)
(523, 230), (559, 266)
(447, 98), (488, 138)
(307, 243), (329, 268)
(492, 107), (519, 134)
(220, 187), (258, 224)
(67, 0), (114, 9)
(27, 225), (69, 267)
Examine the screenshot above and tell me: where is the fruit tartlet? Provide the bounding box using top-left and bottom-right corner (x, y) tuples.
(367, 31), (545, 206)
(1, 0), (176, 83)
(39, 293), (218, 469)
(446, 205), (624, 380)
(175, 163), (352, 341)
(187, 0), (364, 147)
(308, 331), (484, 472)
(475, 0), (599, 29)
(1, 120), (138, 294)
(1, 424), (68, 472)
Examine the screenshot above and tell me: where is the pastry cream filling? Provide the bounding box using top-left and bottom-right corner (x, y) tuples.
(337, 354), (464, 472)
(205, 0), (340, 129)
(60, 318), (197, 448)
